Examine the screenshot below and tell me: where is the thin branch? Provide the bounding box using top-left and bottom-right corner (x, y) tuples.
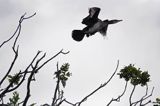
(139, 85), (149, 105)
(0, 51), (41, 99)
(21, 50), (69, 106)
(0, 13), (36, 48)
(52, 63), (60, 106)
(22, 67), (35, 106)
(22, 52), (43, 106)
(0, 13), (36, 87)
(63, 99), (75, 106)
(23, 13), (36, 20)
(107, 81), (128, 106)
(142, 87), (154, 101)
(131, 86), (154, 106)
(0, 47), (19, 87)
(36, 49), (69, 71)
(7, 51), (42, 92)
(76, 60), (119, 106)
(129, 85), (136, 106)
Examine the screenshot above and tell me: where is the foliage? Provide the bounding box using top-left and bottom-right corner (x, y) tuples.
(153, 98), (160, 106)
(54, 63), (71, 88)
(156, 98), (160, 104)
(7, 92), (20, 106)
(8, 74), (22, 87)
(118, 64), (150, 86)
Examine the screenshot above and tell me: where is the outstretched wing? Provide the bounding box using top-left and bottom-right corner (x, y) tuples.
(82, 7), (101, 26)
(89, 7), (101, 19)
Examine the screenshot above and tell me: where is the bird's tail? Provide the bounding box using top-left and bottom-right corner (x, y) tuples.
(72, 30), (85, 42)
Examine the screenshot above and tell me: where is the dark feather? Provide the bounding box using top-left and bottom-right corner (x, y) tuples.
(99, 25), (108, 36)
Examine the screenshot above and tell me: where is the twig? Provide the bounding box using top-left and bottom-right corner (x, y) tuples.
(107, 81), (128, 106)
(0, 47), (19, 87)
(0, 13), (36, 48)
(131, 86), (154, 106)
(22, 66), (36, 106)
(0, 13), (36, 87)
(0, 51), (41, 99)
(76, 60), (119, 106)
(129, 85), (136, 106)
(36, 49), (69, 71)
(52, 63), (61, 106)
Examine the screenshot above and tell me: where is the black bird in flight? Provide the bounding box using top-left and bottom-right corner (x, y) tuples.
(72, 7), (122, 41)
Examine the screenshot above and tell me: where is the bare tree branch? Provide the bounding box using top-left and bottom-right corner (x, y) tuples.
(0, 51), (41, 100)
(73, 60), (119, 106)
(131, 86), (154, 106)
(6, 51), (42, 93)
(0, 13), (36, 48)
(22, 65), (36, 106)
(0, 47), (19, 87)
(0, 13), (36, 87)
(107, 81), (128, 106)
(129, 85), (136, 106)
(52, 63), (61, 106)
(36, 49), (69, 71)
(22, 50), (69, 106)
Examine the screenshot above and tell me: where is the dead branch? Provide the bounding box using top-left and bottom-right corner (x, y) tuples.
(107, 81), (128, 106)
(0, 13), (36, 87)
(131, 86), (154, 106)
(0, 13), (36, 48)
(63, 60), (119, 106)
(129, 85), (136, 106)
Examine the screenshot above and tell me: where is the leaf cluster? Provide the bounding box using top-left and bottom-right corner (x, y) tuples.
(118, 64), (150, 86)
(156, 98), (160, 104)
(7, 92), (20, 106)
(54, 63), (71, 87)
(8, 74), (22, 87)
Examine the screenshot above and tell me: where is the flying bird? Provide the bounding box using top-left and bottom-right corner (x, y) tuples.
(72, 7), (122, 41)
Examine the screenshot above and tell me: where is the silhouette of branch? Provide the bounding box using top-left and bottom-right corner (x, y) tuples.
(22, 61), (38, 106)
(72, 60), (119, 106)
(0, 13), (36, 48)
(131, 85), (154, 106)
(129, 85), (136, 106)
(0, 13), (36, 88)
(52, 63), (61, 106)
(36, 49), (69, 71)
(6, 51), (41, 93)
(0, 46), (19, 87)
(63, 99), (75, 106)
(22, 50), (69, 106)
(0, 51), (40, 100)
(141, 87), (154, 105)
(0, 12), (70, 105)
(51, 62), (72, 106)
(107, 81), (128, 106)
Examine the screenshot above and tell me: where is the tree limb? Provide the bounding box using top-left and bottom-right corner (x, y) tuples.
(75, 60), (119, 106)
(107, 81), (128, 106)
(129, 85), (136, 106)
(0, 13), (36, 48)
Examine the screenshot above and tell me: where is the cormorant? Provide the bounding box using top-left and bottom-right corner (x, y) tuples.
(72, 7), (122, 41)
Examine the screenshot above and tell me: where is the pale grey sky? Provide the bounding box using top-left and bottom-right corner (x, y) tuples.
(0, 0), (160, 106)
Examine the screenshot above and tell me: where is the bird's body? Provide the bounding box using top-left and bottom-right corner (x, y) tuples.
(72, 7), (122, 41)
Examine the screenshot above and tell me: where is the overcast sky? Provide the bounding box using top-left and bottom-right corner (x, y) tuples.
(0, 0), (160, 106)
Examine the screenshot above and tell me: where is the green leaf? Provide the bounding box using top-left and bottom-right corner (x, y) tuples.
(118, 64), (150, 86)
(8, 91), (20, 105)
